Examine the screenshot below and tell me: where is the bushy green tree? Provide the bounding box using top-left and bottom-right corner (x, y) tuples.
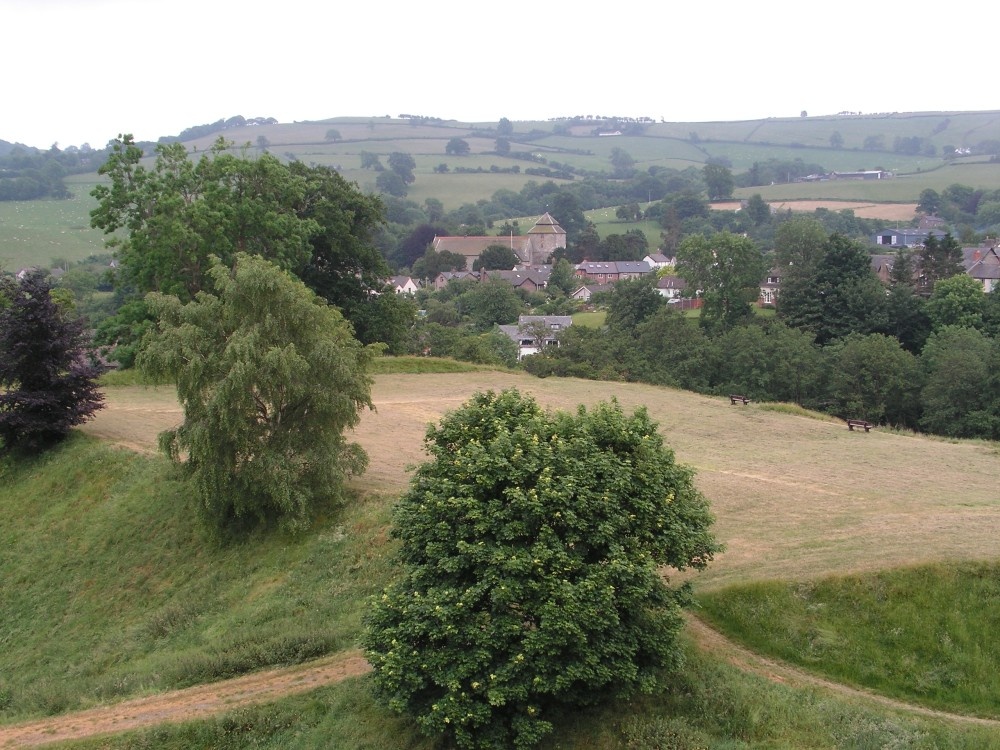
(918, 233), (964, 295)
(713, 321), (824, 406)
(0, 271), (104, 453)
(919, 326), (999, 438)
(778, 233), (887, 345)
(925, 273), (985, 331)
(461, 277), (524, 330)
(473, 244), (520, 272)
(605, 276), (665, 333)
(446, 138), (471, 155)
(364, 389), (719, 749)
(138, 254), (379, 534)
(676, 231), (766, 332)
(91, 136), (316, 303)
(825, 333), (922, 427)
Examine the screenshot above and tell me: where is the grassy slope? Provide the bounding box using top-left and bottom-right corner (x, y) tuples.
(4, 370), (999, 744)
(700, 562), (1000, 718)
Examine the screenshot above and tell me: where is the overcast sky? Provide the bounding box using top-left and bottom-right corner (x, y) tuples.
(5, 0), (995, 150)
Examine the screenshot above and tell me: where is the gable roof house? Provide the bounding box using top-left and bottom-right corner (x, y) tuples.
(575, 260), (652, 284)
(432, 270), (480, 291)
(571, 283), (612, 302)
(390, 275), (419, 294)
(431, 213), (567, 270)
(655, 274), (687, 299)
(870, 254), (896, 284)
(643, 252), (674, 270)
(963, 245), (1000, 293)
(484, 267), (551, 293)
(498, 315), (572, 360)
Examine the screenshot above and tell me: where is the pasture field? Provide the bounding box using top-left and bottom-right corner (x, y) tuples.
(0, 175), (106, 271)
(2, 368), (999, 748)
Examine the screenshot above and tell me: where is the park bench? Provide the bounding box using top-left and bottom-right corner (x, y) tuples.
(729, 394), (750, 405)
(846, 419), (873, 432)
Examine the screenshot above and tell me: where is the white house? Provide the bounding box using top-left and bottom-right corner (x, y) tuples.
(498, 315), (572, 360)
(390, 275), (419, 295)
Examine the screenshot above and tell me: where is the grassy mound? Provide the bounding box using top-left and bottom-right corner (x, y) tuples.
(699, 563), (1000, 718)
(0, 434), (395, 721)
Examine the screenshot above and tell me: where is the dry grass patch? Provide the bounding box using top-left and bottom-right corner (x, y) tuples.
(84, 373), (1000, 592)
(712, 200), (917, 221)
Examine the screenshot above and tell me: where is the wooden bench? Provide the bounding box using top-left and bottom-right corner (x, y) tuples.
(729, 394), (750, 405)
(846, 419), (873, 432)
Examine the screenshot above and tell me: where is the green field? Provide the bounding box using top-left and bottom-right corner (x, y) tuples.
(3, 368), (1000, 747)
(10, 110), (1000, 271)
(0, 175), (106, 271)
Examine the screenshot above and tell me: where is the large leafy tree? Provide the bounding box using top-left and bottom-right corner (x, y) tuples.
(778, 233), (887, 345)
(919, 326), (1000, 439)
(825, 333), (923, 428)
(676, 231), (767, 332)
(924, 273), (985, 332)
(138, 254), (378, 534)
(0, 271), (104, 453)
(364, 389), (719, 750)
(91, 135), (397, 352)
(91, 136), (316, 303)
(473, 244), (520, 272)
(605, 275), (665, 333)
(460, 277), (524, 330)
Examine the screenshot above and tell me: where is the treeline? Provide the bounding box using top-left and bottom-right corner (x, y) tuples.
(157, 115), (278, 144)
(526, 311), (1000, 441)
(917, 183), (1000, 234)
(523, 223), (1000, 441)
(0, 143), (111, 200)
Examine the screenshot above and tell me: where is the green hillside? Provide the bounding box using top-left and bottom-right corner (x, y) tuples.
(6, 110), (1000, 272)
(3, 370), (1000, 748)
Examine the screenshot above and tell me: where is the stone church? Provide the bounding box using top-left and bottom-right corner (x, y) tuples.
(431, 213), (567, 269)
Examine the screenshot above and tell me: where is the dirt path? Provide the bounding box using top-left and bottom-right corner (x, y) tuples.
(3, 622), (999, 747)
(0, 650), (370, 748)
(685, 614), (1000, 728)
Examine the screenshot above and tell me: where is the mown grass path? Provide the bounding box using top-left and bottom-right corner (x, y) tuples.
(0, 651), (370, 747)
(5, 621), (1000, 748)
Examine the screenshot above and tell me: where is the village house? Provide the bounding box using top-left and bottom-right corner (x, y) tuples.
(390, 275), (419, 295)
(575, 260), (652, 284)
(643, 252), (675, 270)
(655, 274), (687, 300)
(759, 268), (781, 306)
(498, 315), (572, 360)
(571, 283), (612, 302)
(484, 266), (552, 293)
(963, 245), (1000, 293)
(431, 213), (567, 269)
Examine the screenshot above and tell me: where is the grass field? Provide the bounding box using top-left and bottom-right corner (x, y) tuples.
(0, 175), (107, 271)
(83, 371), (1000, 590)
(2, 367), (999, 748)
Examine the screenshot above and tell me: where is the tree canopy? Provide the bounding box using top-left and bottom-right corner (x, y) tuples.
(90, 135), (399, 352)
(138, 254), (379, 534)
(676, 231), (766, 332)
(0, 271), (104, 453)
(364, 389), (719, 749)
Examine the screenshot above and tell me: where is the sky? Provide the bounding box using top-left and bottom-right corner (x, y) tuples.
(5, 0), (996, 150)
